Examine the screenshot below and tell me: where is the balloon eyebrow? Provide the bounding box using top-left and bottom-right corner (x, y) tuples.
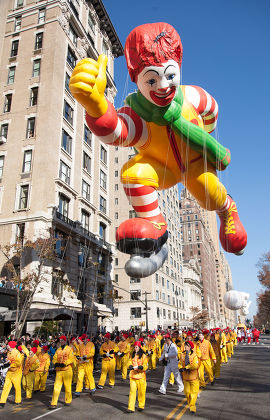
(143, 69), (159, 76)
(164, 65), (176, 74)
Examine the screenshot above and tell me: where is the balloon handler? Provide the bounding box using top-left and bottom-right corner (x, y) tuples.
(70, 22), (247, 277)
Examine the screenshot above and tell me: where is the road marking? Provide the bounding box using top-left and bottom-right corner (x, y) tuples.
(175, 404), (188, 419)
(31, 408), (62, 420)
(165, 398), (187, 420)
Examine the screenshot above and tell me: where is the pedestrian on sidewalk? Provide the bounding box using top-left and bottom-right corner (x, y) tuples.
(158, 333), (184, 395)
(127, 341), (148, 413)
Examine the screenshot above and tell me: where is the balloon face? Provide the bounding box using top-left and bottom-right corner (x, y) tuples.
(136, 60), (180, 107)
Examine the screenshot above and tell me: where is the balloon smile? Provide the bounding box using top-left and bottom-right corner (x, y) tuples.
(150, 87), (176, 106)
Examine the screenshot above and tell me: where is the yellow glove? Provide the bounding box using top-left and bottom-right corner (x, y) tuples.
(69, 54), (108, 118)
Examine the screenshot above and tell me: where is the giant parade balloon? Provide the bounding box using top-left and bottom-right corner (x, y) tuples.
(224, 290), (251, 313)
(69, 22), (247, 277)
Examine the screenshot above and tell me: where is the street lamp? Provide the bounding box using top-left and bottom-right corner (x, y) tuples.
(175, 290), (179, 328)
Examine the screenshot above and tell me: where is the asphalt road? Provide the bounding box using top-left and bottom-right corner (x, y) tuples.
(1, 335), (270, 420)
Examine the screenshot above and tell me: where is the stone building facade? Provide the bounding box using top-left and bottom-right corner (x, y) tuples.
(0, 0), (123, 334)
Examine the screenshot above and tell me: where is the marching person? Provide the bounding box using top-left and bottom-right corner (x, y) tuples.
(158, 333), (184, 395)
(34, 345), (50, 392)
(22, 347), (40, 399)
(219, 329), (228, 364)
(50, 335), (74, 409)
(116, 334), (131, 381)
(127, 341), (148, 413)
(0, 341), (23, 408)
(197, 332), (216, 387)
(145, 335), (157, 370)
(75, 335), (96, 396)
(210, 334), (221, 379)
(180, 341), (200, 414)
(97, 333), (119, 389)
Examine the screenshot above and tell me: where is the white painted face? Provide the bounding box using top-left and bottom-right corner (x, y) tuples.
(136, 60), (180, 107)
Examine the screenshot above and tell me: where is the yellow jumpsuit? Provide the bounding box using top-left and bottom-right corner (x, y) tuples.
(116, 340), (131, 380)
(211, 341), (221, 378)
(0, 348), (23, 404)
(34, 352), (50, 391)
(51, 345), (74, 406)
(70, 341), (79, 384)
(127, 353), (148, 412)
(220, 332), (228, 363)
(22, 355), (40, 399)
(226, 333), (232, 358)
(197, 339), (216, 387)
(75, 342), (95, 392)
(145, 340), (157, 370)
(98, 340), (119, 387)
(180, 351), (200, 413)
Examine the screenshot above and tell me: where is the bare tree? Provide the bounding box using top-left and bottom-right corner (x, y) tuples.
(0, 230), (72, 339)
(190, 307), (210, 330)
(254, 252), (270, 328)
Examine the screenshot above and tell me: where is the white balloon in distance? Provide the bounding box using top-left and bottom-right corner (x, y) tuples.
(223, 290), (250, 311)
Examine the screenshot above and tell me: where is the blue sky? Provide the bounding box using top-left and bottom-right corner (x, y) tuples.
(103, 0), (270, 319)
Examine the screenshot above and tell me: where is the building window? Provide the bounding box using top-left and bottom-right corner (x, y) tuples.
(115, 184), (118, 191)
(100, 145), (107, 164)
(61, 129), (72, 155)
(131, 290), (141, 301)
(102, 40), (109, 56)
(7, 66), (16, 84)
(81, 209), (90, 230)
(100, 170), (107, 190)
(16, 223), (25, 244)
(38, 8), (46, 25)
(58, 194), (69, 217)
(32, 59), (41, 77)
(16, 0), (24, 8)
(51, 273), (64, 299)
(156, 273), (159, 284)
(26, 117), (35, 138)
(84, 125), (92, 147)
(30, 87), (38, 106)
(88, 13), (95, 34)
(19, 185), (29, 209)
(22, 150), (32, 173)
(66, 47), (76, 69)
(99, 222), (106, 240)
(3, 94), (12, 113)
(162, 277), (164, 287)
(115, 197), (118, 205)
(63, 100), (73, 125)
(35, 33), (43, 50)
(168, 295), (171, 305)
(69, 25), (77, 46)
(115, 258), (118, 266)
(99, 195), (106, 213)
(59, 160), (71, 185)
(130, 307), (141, 318)
(115, 212), (118, 220)
(0, 124), (8, 141)
(129, 210), (136, 219)
(14, 16), (21, 31)
(130, 277), (141, 284)
(163, 309), (166, 318)
(11, 40), (19, 57)
(167, 280), (170, 289)
(115, 170), (118, 177)
(82, 180), (90, 201)
(156, 290), (159, 300)
(0, 156), (5, 177)
(65, 72), (71, 93)
(83, 152), (91, 174)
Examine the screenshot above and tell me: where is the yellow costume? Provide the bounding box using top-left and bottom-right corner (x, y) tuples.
(180, 350), (200, 413)
(0, 347), (23, 404)
(22, 353), (40, 399)
(34, 351), (50, 391)
(98, 340), (119, 387)
(51, 344), (74, 407)
(127, 351), (148, 412)
(75, 341), (95, 393)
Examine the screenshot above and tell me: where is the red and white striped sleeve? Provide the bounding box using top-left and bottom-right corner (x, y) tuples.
(85, 100), (148, 148)
(182, 85), (219, 133)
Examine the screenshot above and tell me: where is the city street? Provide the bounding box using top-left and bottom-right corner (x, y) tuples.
(1, 335), (270, 420)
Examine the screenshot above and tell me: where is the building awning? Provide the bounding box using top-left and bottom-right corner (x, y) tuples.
(93, 302), (113, 318)
(0, 307), (79, 322)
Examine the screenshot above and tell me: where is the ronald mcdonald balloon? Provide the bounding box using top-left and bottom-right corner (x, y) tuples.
(70, 22), (247, 278)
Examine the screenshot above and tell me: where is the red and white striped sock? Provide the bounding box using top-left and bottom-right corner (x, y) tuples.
(216, 195), (230, 214)
(123, 184), (161, 219)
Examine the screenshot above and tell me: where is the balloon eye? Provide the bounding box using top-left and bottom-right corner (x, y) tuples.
(147, 79), (156, 86)
(167, 74), (175, 81)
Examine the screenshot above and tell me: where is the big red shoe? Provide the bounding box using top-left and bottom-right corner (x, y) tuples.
(116, 214), (168, 255)
(218, 196), (247, 255)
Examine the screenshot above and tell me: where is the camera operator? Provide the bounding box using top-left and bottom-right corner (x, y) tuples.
(158, 333), (184, 395)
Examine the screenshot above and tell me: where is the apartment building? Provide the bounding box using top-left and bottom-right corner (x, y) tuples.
(0, 0), (123, 335)
(112, 147), (188, 330)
